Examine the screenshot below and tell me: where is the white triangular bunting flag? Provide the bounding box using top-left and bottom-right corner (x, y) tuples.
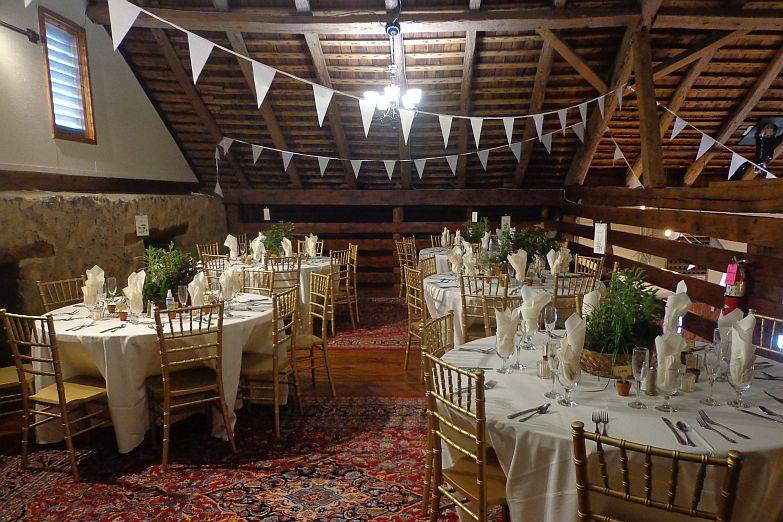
(24, 0), (34, 6)
(414, 159), (427, 179)
(510, 142), (522, 162)
(251, 144), (263, 164)
(214, 180), (223, 198)
(358, 98), (376, 138)
(765, 170), (776, 179)
(502, 117), (515, 146)
(470, 117), (483, 148)
(696, 134), (716, 160)
(557, 108), (568, 135)
(399, 109), (415, 144)
(317, 156), (330, 176)
(282, 151), (293, 171)
(218, 137), (233, 155)
(573, 122), (585, 142)
(446, 155), (458, 175)
(350, 159), (362, 179)
(578, 102), (587, 125)
(541, 133), (552, 154)
(728, 153), (747, 178)
(670, 117), (687, 140)
(613, 145), (623, 161)
(108, 0), (141, 51)
(617, 85), (624, 112)
(187, 33), (213, 84)
(252, 61), (276, 108)
(533, 113), (544, 141)
(312, 84), (334, 127)
(477, 149), (489, 170)
(597, 96), (605, 118)
(439, 115), (453, 148)
(384, 160), (396, 180)
(628, 175), (643, 189)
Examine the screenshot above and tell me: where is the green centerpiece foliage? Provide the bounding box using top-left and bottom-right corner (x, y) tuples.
(489, 227), (559, 265)
(585, 268), (663, 357)
(142, 242), (199, 303)
(461, 217), (490, 243)
(262, 222), (295, 253)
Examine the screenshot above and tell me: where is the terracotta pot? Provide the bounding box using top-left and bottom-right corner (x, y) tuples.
(615, 380), (632, 396)
(580, 347), (632, 379)
(106, 304), (117, 314)
(118, 311), (128, 321)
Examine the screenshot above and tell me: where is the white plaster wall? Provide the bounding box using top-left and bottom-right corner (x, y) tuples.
(0, 0), (196, 183)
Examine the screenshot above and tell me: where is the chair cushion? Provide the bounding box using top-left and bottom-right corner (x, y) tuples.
(30, 375), (107, 406)
(145, 367), (218, 397)
(295, 334), (324, 349)
(0, 365), (33, 388)
(241, 351), (290, 377)
(442, 453), (507, 505)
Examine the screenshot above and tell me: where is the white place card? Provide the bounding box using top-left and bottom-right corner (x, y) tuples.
(471, 211), (478, 222)
(135, 215), (149, 237)
(263, 208), (270, 221)
(593, 222), (607, 254)
(501, 215), (511, 229)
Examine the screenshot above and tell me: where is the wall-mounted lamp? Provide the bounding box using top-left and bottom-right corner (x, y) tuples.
(0, 19), (39, 44)
(664, 229), (673, 238)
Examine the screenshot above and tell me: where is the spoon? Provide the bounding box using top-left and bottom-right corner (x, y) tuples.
(676, 421), (696, 447)
(519, 403), (551, 423)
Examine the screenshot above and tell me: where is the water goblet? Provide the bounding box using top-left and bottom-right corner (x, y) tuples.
(510, 333), (527, 371)
(628, 347), (649, 409)
(521, 311), (538, 351)
(700, 346), (721, 406)
(713, 328), (730, 382)
(655, 363), (680, 412)
(543, 304), (557, 339)
(106, 277), (117, 302)
(177, 284), (189, 307)
(557, 363), (580, 407)
(727, 364), (754, 408)
(496, 340), (514, 375)
(544, 340), (561, 399)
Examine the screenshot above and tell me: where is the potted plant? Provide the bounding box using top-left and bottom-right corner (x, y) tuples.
(142, 242), (199, 305)
(582, 268), (663, 378)
(461, 217), (490, 244)
(261, 221), (295, 255)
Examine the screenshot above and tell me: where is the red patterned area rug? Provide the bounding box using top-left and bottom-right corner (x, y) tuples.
(330, 298), (410, 350)
(0, 397), (494, 521)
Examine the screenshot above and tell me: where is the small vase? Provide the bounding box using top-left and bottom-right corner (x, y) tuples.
(615, 380), (632, 396)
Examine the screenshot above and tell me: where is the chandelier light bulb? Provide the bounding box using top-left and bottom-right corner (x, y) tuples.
(384, 84), (400, 101)
(664, 229), (673, 238)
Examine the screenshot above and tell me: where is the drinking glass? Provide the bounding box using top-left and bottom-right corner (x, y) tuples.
(106, 277), (117, 300)
(496, 340), (514, 375)
(522, 312), (538, 351)
(221, 282), (233, 318)
(239, 243), (246, 259)
(628, 347), (649, 409)
(700, 346), (721, 406)
(655, 363), (680, 412)
(714, 328), (729, 382)
(543, 304), (557, 339)
(510, 333), (527, 371)
(557, 362), (580, 407)
(544, 340), (561, 399)
(727, 364), (754, 408)
(177, 285), (188, 307)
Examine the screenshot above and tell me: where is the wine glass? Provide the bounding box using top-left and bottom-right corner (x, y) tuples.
(496, 338), (514, 374)
(544, 340), (561, 399)
(543, 304), (557, 339)
(727, 364), (755, 408)
(714, 328), (729, 382)
(700, 346), (721, 406)
(628, 347), (649, 409)
(106, 277), (117, 302)
(655, 362), (680, 412)
(557, 359), (581, 407)
(239, 243), (246, 260)
(177, 285), (188, 307)
(521, 310), (538, 351)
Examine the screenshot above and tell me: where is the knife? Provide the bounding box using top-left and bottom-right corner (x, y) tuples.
(507, 404), (546, 420)
(662, 417), (687, 445)
(764, 391), (783, 404)
(739, 409), (783, 424)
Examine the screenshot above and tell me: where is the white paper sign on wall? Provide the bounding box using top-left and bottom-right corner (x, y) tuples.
(135, 215), (150, 237)
(471, 211), (478, 223)
(501, 215), (511, 230)
(593, 222), (608, 254)
(263, 208), (271, 221)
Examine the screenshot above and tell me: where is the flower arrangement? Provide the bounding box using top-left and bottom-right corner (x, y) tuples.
(461, 217), (490, 244)
(261, 222), (295, 254)
(142, 243), (199, 303)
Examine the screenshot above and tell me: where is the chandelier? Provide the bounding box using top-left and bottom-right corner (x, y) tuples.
(362, 64), (422, 122)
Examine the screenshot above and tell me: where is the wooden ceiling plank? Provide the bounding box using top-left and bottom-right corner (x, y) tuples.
(654, 10), (783, 31)
(632, 31), (666, 188)
(683, 42), (783, 185)
(456, 0), (480, 189)
(536, 27), (608, 93)
(150, 28), (250, 188)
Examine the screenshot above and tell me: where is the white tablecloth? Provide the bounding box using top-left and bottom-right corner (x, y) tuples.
(442, 335), (783, 522)
(232, 255), (332, 311)
(419, 247), (452, 275)
(37, 293), (275, 453)
(423, 273), (550, 345)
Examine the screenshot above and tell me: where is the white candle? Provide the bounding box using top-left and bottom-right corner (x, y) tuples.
(471, 211), (478, 222)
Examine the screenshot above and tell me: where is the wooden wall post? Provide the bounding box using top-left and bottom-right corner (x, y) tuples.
(632, 31), (666, 188)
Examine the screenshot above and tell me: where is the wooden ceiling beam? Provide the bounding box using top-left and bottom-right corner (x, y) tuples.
(456, 0), (481, 189)
(683, 42), (783, 185)
(386, 0), (412, 189)
(653, 9), (783, 31)
(536, 27), (607, 93)
(149, 28), (249, 188)
(632, 31), (666, 188)
(652, 30), (748, 80)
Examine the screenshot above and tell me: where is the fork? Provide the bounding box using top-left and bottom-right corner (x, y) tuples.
(697, 416), (736, 443)
(698, 410), (751, 440)
(591, 411), (602, 434)
(600, 410), (609, 436)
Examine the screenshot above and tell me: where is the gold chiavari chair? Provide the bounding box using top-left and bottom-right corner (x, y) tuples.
(241, 267), (274, 297)
(294, 272), (336, 396)
(203, 254), (229, 292)
(404, 235), (417, 256)
(196, 242), (220, 261)
(480, 295), (517, 337)
(420, 256), (437, 280)
(459, 275), (509, 343)
(239, 286), (301, 438)
(1, 310), (110, 480)
(396, 239), (417, 298)
(296, 239), (325, 256)
(570, 421), (743, 522)
(329, 248), (355, 331)
(424, 353), (509, 521)
(420, 312), (455, 517)
(403, 265), (428, 372)
(0, 337), (33, 420)
(265, 254), (302, 293)
(36, 276), (85, 313)
(574, 254), (605, 287)
(430, 234), (450, 248)
(552, 273), (595, 326)
(237, 233), (249, 255)
(747, 309), (783, 354)
(146, 303), (236, 468)
(347, 243), (360, 323)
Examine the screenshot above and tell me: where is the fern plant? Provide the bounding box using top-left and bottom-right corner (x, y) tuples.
(262, 222), (295, 253)
(461, 217), (490, 243)
(142, 242), (199, 303)
(585, 268), (663, 356)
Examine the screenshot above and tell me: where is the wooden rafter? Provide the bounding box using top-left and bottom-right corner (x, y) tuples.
(683, 42), (783, 185)
(741, 140), (783, 179)
(386, 0), (412, 189)
(456, 0), (481, 189)
(632, 31), (666, 188)
(651, 30), (747, 80)
(295, 0), (357, 188)
(536, 27), (607, 93)
(149, 28), (249, 188)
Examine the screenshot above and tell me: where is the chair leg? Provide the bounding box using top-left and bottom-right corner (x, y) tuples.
(218, 398), (237, 454)
(429, 487), (443, 522)
(20, 409), (30, 470)
(273, 372), (281, 438)
(347, 292), (356, 329)
(290, 362), (303, 415)
(147, 394), (158, 448)
(162, 408), (171, 469)
(422, 442), (433, 517)
(309, 345), (316, 386)
(60, 408), (79, 480)
(404, 329), (412, 370)
(322, 344), (336, 398)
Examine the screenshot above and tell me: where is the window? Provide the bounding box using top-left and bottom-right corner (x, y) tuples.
(38, 8), (95, 143)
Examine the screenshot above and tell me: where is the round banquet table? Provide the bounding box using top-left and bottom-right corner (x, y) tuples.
(442, 335), (783, 522)
(36, 293), (275, 454)
(419, 247), (452, 275)
(423, 273), (552, 345)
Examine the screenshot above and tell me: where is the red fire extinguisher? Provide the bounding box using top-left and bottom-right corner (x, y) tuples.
(723, 258), (747, 315)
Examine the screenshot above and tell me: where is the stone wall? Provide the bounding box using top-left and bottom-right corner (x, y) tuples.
(0, 191), (226, 314)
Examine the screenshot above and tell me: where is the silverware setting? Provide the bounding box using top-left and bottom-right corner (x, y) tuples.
(696, 416), (736, 443)
(508, 403), (548, 420)
(759, 372), (783, 381)
(739, 409), (783, 424)
(582, 379), (611, 393)
(519, 403), (550, 423)
(662, 417), (687, 445)
(592, 411), (609, 436)
(99, 323), (127, 333)
(764, 390), (783, 404)
(457, 347), (495, 354)
(698, 410), (751, 440)
(676, 421), (696, 447)
(759, 405), (783, 418)
(66, 320), (95, 331)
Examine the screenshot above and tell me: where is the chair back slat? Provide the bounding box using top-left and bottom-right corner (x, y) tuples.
(296, 239), (324, 256)
(404, 266), (427, 323)
(242, 268), (274, 296)
(419, 256), (437, 279)
(37, 277), (85, 312)
(306, 272), (331, 339)
(265, 255), (302, 292)
(460, 275), (508, 341)
(421, 312), (454, 359)
(272, 286), (298, 353)
(430, 234), (449, 248)
(553, 274), (595, 321)
(196, 242), (220, 261)
(747, 309), (783, 356)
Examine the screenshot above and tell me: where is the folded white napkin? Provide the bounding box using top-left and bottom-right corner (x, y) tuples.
(507, 250), (527, 283)
(281, 237), (293, 257)
(85, 265), (104, 286)
(82, 285), (99, 307)
(250, 232), (266, 263)
(481, 232), (491, 251)
(447, 246), (463, 273)
(718, 308), (744, 342)
(518, 286), (551, 333)
(730, 314), (757, 384)
(495, 308), (521, 357)
(188, 271), (208, 307)
(558, 313), (585, 382)
(83, 265), (105, 306)
(224, 234), (239, 259)
(655, 332), (686, 389)
(662, 280), (691, 334)
(453, 230), (462, 245)
(122, 270), (146, 315)
(463, 248), (477, 276)
(582, 289), (601, 317)
(219, 266), (242, 300)
(547, 247), (572, 275)
(441, 227), (450, 247)
(304, 233), (318, 257)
